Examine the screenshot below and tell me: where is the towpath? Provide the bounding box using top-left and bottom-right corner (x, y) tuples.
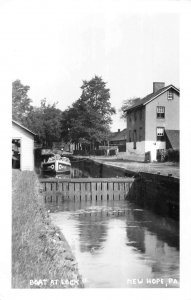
(74, 156), (179, 178)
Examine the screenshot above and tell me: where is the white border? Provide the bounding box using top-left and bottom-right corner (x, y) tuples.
(0, 1), (191, 300)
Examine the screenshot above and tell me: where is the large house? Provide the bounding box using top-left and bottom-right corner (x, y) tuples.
(123, 82), (179, 162)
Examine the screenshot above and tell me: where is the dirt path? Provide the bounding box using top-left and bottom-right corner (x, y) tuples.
(79, 156), (179, 178)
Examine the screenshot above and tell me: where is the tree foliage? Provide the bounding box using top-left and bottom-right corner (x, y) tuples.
(120, 97), (141, 119)
(61, 76), (116, 148)
(12, 79), (33, 124)
(12, 77), (116, 149)
(27, 99), (62, 147)
(12, 80), (62, 147)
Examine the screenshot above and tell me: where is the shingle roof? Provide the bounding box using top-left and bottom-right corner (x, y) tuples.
(109, 128), (128, 141)
(12, 120), (36, 136)
(124, 84), (179, 112)
(165, 130), (179, 149)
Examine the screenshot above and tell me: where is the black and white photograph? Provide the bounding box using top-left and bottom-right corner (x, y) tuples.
(1, 0), (191, 298)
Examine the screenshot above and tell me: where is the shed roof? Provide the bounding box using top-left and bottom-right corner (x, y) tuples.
(124, 84), (179, 112)
(165, 130), (179, 149)
(12, 120), (36, 136)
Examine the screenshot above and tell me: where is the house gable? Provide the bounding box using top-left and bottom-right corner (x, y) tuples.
(12, 120), (36, 136)
(145, 88), (179, 141)
(124, 85), (179, 113)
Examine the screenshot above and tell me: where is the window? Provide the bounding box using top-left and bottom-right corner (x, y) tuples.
(129, 130), (131, 142)
(139, 127), (142, 141)
(157, 127), (165, 141)
(168, 90), (173, 100)
(133, 130), (137, 149)
(157, 106), (165, 119)
(134, 111), (137, 121)
(139, 109), (142, 120)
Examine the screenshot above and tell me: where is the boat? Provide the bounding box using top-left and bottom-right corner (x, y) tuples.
(41, 153), (71, 173)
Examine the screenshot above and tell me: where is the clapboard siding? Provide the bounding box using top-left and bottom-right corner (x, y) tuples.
(12, 123), (35, 171)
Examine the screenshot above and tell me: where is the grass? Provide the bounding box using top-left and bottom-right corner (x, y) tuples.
(12, 170), (84, 288)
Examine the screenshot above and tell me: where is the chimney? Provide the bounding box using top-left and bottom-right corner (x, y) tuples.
(153, 82), (165, 93)
(118, 129), (120, 133)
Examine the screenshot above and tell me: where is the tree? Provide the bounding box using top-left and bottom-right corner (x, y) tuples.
(120, 97), (141, 119)
(12, 80), (63, 147)
(12, 80), (33, 124)
(27, 99), (63, 147)
(61, 76), (116, 150)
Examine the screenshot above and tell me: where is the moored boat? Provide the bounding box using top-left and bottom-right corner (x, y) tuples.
(41, 154), (71, 173)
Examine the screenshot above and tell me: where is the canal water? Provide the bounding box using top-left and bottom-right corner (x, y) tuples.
(40, 157), (135, 179)
(43, 158), (179, 288)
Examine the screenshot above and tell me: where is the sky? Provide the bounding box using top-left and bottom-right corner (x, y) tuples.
(1, 0), (179, 131)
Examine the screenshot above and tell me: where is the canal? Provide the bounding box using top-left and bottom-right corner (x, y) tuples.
(41, 157), (179, 288)
(39, 157), (135, 179)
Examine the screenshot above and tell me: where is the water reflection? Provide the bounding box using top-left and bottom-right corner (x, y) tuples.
(50, 200), (179, 288)
(78, 214), (107, 253)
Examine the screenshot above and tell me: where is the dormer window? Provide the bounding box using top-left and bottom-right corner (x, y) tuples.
(168, 90), (173, 100)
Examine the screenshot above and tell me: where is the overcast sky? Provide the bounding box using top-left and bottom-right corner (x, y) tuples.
(1, 0), (179, 131)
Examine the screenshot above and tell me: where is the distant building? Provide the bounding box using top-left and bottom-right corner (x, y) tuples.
(12, 120), (36, 171)
(52, 141), (75, 153)
(123, 82), (180, 162)
(108, 129), (128, 152)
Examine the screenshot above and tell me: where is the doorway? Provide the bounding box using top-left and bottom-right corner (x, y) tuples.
(133, 130), (137, 149)
(12, 139), (21, 169)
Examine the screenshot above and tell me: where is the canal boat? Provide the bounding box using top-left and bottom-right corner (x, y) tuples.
(41, 153), (71, 173)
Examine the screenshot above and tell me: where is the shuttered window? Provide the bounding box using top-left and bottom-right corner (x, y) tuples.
(157, 127), (165, 141)
(156, 106), (165, 118)
(168, 90), (173, 100)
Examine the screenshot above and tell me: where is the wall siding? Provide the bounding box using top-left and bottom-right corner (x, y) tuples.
(126, 107), (146, 143)
(125, 89), (179, 161)
(12, 124), (34, 171)
(145, 90), (179, 141)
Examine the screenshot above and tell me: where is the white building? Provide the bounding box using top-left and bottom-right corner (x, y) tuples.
(12, 120), (36, 171)
(124, 82), (179, 162)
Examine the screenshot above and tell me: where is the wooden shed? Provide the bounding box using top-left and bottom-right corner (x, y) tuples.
(12, 120), (36, 171)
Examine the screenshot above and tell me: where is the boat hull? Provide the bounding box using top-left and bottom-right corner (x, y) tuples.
(41, 160), (71, 173)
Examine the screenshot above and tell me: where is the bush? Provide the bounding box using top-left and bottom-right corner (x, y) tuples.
(157, 149), (179, 162)
(165, 149), (179, 162)
(109, 149), (117, 156)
